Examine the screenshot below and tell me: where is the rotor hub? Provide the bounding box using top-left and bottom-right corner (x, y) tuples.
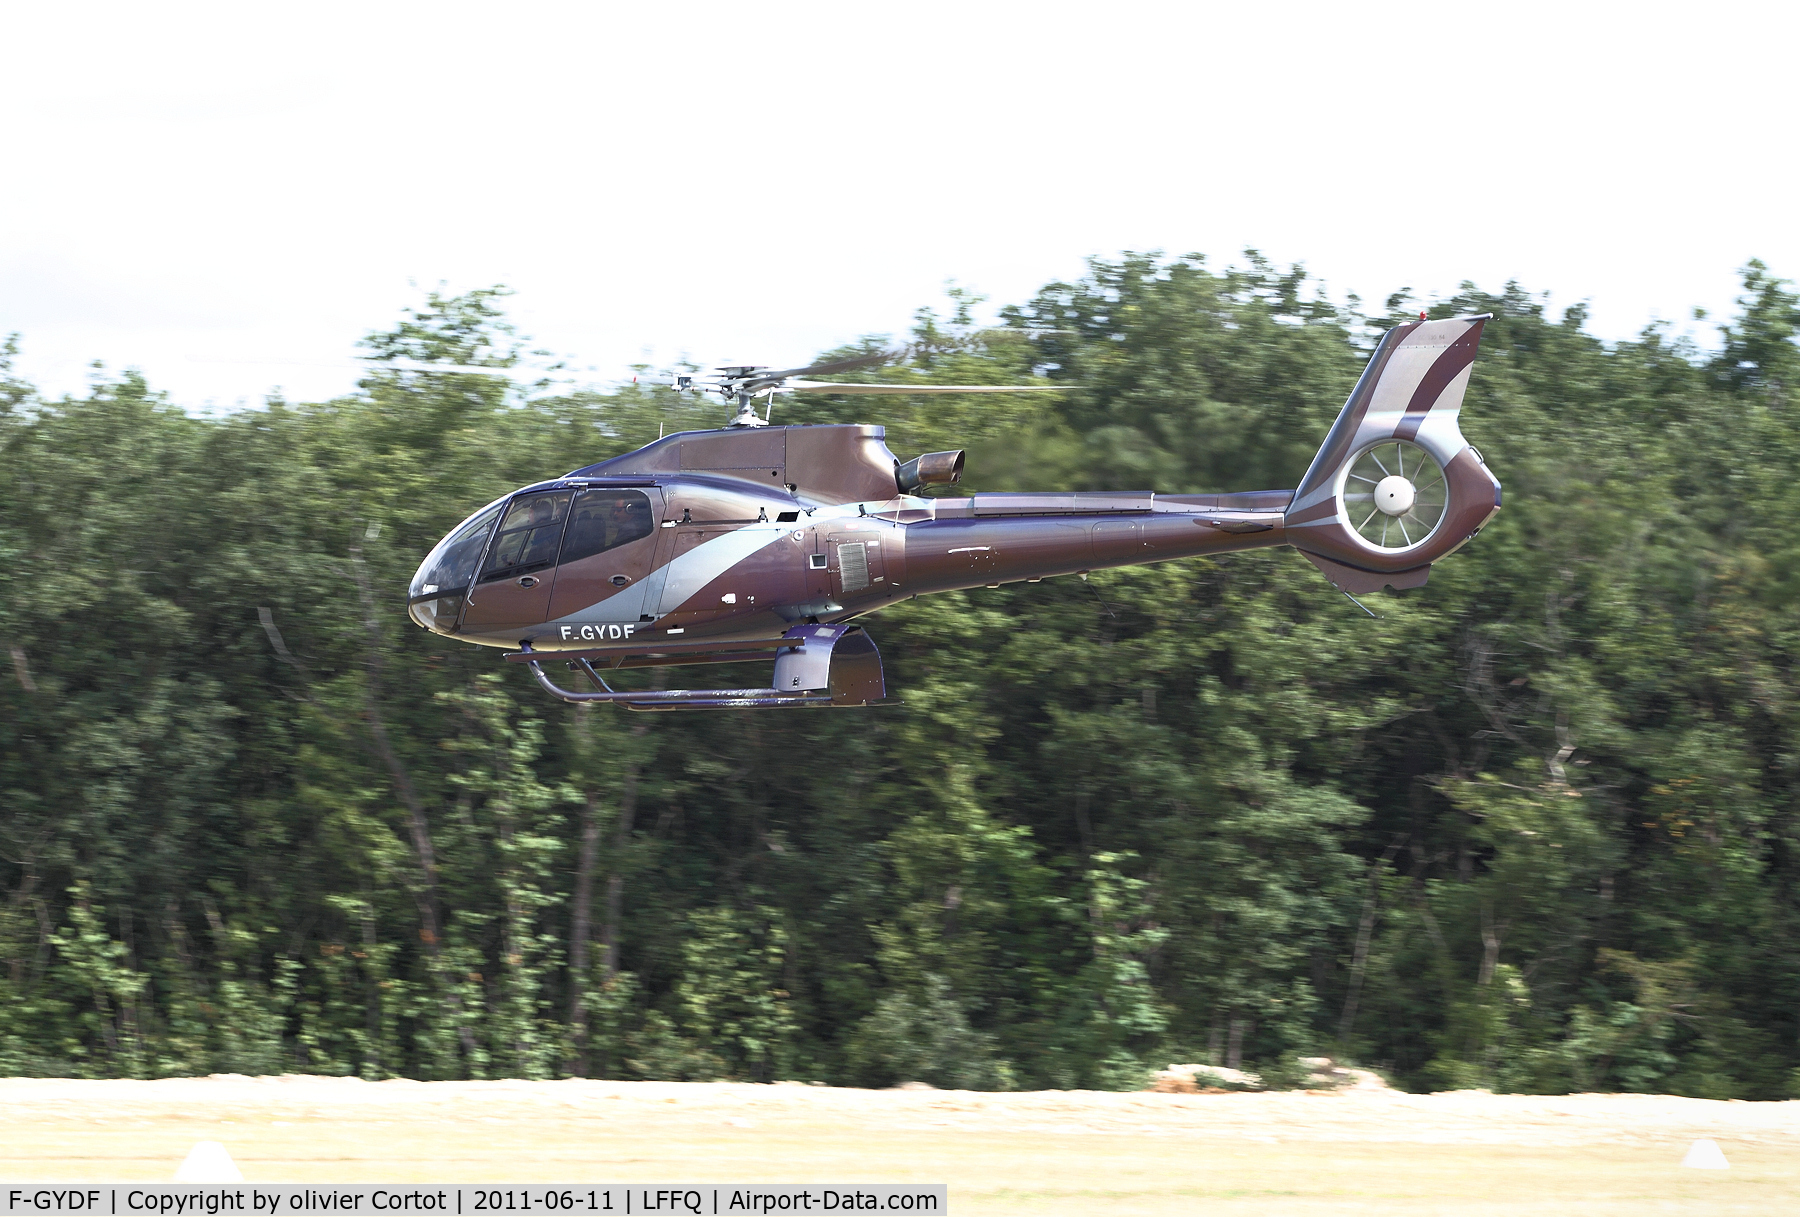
(1373, 475), (1416, 516)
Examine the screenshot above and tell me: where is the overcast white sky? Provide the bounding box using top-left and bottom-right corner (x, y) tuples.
(1, 1), (1794, 408)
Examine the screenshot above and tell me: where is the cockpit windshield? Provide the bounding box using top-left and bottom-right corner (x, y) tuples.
(407, 495), (506, 631)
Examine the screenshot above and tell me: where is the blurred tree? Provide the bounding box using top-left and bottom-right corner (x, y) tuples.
(2, 259), (1799, 1098)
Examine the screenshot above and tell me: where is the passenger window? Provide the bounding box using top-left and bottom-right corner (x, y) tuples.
(559, 490), (654, 565)
(480, 491), (572, 582)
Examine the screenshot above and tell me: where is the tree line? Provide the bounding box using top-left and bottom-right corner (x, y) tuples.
(2, 255), (1798, 1095)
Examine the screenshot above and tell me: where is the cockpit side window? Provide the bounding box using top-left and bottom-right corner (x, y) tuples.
(480, 491), (572, 582)
(559, 490), (654, 566)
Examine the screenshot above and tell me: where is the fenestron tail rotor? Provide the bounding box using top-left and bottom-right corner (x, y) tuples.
(1284, 314), (1500, 595)
(1341, 440), (1448, 549)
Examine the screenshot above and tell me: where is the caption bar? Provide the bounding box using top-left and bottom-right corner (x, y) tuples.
(2, 1190), (945, 1217)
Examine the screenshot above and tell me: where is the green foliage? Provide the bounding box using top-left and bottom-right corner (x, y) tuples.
(2, 258), (1799, 1096)
(844, 975), (1015, 1090)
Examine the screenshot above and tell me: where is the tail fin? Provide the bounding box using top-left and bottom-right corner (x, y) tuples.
(1285, 314), (1501, 593)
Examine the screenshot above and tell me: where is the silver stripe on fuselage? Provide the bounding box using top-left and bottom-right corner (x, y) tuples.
(653, 524), (794, 614)
(540, 503), (879, 630)
(541, 525), (792, 629)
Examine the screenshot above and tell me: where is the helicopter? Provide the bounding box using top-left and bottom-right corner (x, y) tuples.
(406, 315), (1501, 710)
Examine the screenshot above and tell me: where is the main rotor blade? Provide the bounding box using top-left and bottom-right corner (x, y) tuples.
(759, 351), (896, 380)
(364, 359), (518, 378)
(782, 380), (1067, 394)
(961, 325), (1081, 338)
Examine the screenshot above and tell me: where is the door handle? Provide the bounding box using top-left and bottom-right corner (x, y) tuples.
(610, 574), (630, 587)
(517, 576), (540, 588)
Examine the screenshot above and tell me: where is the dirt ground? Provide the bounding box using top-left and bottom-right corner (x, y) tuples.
(4, 1076), (1799, 1215)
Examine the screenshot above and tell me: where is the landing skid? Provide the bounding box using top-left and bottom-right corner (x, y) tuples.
(515, 624), (895, 710)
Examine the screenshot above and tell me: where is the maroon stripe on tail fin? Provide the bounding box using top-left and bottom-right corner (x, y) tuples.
(1395, 318), (1486, 442)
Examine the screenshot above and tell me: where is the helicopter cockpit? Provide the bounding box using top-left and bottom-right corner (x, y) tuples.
(407, 484), (662, 639)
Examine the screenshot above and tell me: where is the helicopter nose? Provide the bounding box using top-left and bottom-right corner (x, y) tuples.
(408, 560), (462, 634)
(408, 498), (507, 634)
(408, 590), (448, 633)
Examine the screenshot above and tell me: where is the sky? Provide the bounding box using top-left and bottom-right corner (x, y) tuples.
(1, 1), (1794, 409)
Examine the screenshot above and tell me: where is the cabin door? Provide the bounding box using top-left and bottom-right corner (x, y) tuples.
(545, 487), (664, 625)
(460, 489), (572, 635)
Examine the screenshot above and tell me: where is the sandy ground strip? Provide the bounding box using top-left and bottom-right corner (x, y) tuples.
(3, 1076), (1799, 1214)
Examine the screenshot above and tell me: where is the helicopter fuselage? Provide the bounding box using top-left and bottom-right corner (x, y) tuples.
(406, 315), (1502, 708)
(407, 424), (1293, 659)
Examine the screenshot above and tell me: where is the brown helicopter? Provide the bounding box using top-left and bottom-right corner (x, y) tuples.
(407, 315), (1500, 709)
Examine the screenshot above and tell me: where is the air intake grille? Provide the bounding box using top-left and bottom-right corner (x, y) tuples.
(837, 542), (870, 593)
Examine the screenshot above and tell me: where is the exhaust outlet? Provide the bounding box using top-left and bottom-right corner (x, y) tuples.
(896, 450), (965, 493)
